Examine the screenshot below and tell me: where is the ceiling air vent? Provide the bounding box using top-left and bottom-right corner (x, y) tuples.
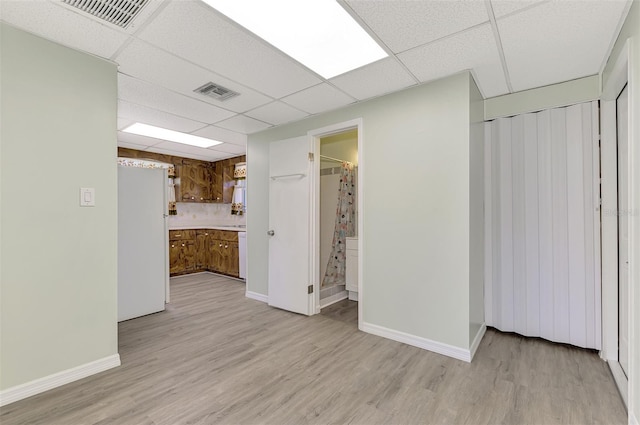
(193, 82), (240, 102)
(61, 0), (149, 29)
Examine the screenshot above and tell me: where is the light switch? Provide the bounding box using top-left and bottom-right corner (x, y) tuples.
(80, 187), (95, 207)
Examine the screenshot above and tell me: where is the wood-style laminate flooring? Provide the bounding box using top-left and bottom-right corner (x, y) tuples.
(1, 273), (626, 425)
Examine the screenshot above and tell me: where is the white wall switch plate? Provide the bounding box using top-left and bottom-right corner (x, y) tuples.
(80, 187), (95, 207)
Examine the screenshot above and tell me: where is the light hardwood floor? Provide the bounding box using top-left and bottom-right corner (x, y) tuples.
(1, 274), (626, 424)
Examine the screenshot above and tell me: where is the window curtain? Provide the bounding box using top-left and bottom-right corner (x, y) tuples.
(323, 162), (356, 286)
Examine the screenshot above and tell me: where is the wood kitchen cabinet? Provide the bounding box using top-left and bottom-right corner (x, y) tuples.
(212, 156), (246, 204)
(195, 230), (211, 271)
(118, 148), (245, 204)
(208, 230), (240, 277)
(169, 230), (196, 275)
(169, 228), (241, 278)
(179, 159), (214, 202)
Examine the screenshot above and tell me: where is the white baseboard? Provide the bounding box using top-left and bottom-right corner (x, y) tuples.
(348, 291), (359, 301)
(245, 290), (268, 303)
(608, 360), (628, 409)
(469, 323), (487, 361)
(0, 354), (121, 407)
(360, 322), (473, 362)
(319, 291), (348, 308)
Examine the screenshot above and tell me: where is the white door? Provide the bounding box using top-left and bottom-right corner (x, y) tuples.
(268, 136), (313, 315)
(617, 84), (629, 377)
(118, 166), (168, 322)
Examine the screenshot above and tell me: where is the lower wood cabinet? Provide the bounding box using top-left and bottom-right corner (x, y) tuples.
(169, 230), (196, 275)
(169, 229), (241, 278)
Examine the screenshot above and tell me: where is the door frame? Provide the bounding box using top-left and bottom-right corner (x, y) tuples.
(308, 118), (363, 325)
(601, 39), (631, 408)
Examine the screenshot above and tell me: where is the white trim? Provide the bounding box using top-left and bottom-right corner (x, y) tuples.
(319, 290), (348, 309)
(608, 360), (629, 409)
(361, 321), (474, 363)
(0, 354), (121, 407)
(469, 324), (487, 361)
(245, 290), (268, 303)
(631, 412), (639, 425)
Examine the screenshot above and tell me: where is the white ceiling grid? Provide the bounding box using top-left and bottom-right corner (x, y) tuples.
(0, 0), (631, 161)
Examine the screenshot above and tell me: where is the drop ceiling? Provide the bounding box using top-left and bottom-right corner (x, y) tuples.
(0, 0), (631, 161)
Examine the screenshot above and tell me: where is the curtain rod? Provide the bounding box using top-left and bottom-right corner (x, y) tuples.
(319, 154), (346, 163)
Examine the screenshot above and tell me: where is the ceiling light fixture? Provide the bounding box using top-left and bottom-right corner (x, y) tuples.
(122, 123), (223, 148)
(203, 0), (388, 79)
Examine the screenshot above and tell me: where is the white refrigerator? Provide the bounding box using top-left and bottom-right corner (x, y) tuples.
(118, 166), (168, 322)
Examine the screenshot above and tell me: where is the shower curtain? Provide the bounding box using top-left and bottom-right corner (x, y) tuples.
(323, 162), (356, 286)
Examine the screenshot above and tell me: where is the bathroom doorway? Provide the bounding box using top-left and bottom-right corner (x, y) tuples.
(309, 119), (362, 325)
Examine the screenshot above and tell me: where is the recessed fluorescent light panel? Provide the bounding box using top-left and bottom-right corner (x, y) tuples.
(203, 0), (388, 79)
(122, 123), (222, 148)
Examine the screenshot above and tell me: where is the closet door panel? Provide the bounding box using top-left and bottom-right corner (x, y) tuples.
(523, 113), (540, 336)
(537, 109), (555, 342)
(498, 117), (514, 331)
(550, 107), (570, 344)
(485, 101), (600, 349)
(566, 104), (588, 347)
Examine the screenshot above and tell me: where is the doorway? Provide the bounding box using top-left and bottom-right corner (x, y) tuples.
(617, 83), (630, 379)
(600, 40), (631, 408)
(318, 129), (358, 311)
(309, 119), (363, 325)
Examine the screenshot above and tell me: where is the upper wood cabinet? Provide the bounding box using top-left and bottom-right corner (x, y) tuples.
(213, 156), (246, 204)
(179, 159), (214, 202)
(117, 148), (245, 204)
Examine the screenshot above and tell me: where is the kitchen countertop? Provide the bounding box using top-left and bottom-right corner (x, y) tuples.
(169, 225), (246, 232)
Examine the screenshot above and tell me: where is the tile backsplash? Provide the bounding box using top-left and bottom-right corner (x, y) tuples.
(168, 202), (246, 228)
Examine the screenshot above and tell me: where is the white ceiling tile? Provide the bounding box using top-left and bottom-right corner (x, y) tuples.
(117, 117), (136, 131)
(191, 126), (247, 146)
(498, 0), (630, 92)
(207, 143), (246, 155)
(214, 115), (272, 134)
(281, 84), (356, 115)
(245, 102), (309, 126)
(117, 141), (151, 152)
(117, 131), (163, 147)
(330, 58), (417, 100)
(118, 100), (207, 133)
(0, 0), (129, 58)
(151, 141), (227, 157)
(118, 74), (236, 124)
(115, 40), (273, 113)
(145, 146), (227, 162)
(346, 0), (489, 53)
(398, 24), (509, 98)
(490, 0), (547, 18)
(137, 1), (321, 98)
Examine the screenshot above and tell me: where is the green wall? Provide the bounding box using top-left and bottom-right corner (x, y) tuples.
(247, 72), (481, 351)
(0, 24), (119, 390)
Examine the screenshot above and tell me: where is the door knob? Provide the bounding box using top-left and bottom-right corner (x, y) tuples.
(267, 230), (275, 236)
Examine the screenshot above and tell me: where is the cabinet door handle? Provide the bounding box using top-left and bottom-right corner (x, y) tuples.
(182, 243), (185, 247)
(174, 234), (182, 237)
(225, 245), (228, 249)
(171, 244), (175, 248)
(219, 243), (223, 247)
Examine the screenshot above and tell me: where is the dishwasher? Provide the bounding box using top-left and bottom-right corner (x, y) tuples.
(238, 231), (246, 279)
